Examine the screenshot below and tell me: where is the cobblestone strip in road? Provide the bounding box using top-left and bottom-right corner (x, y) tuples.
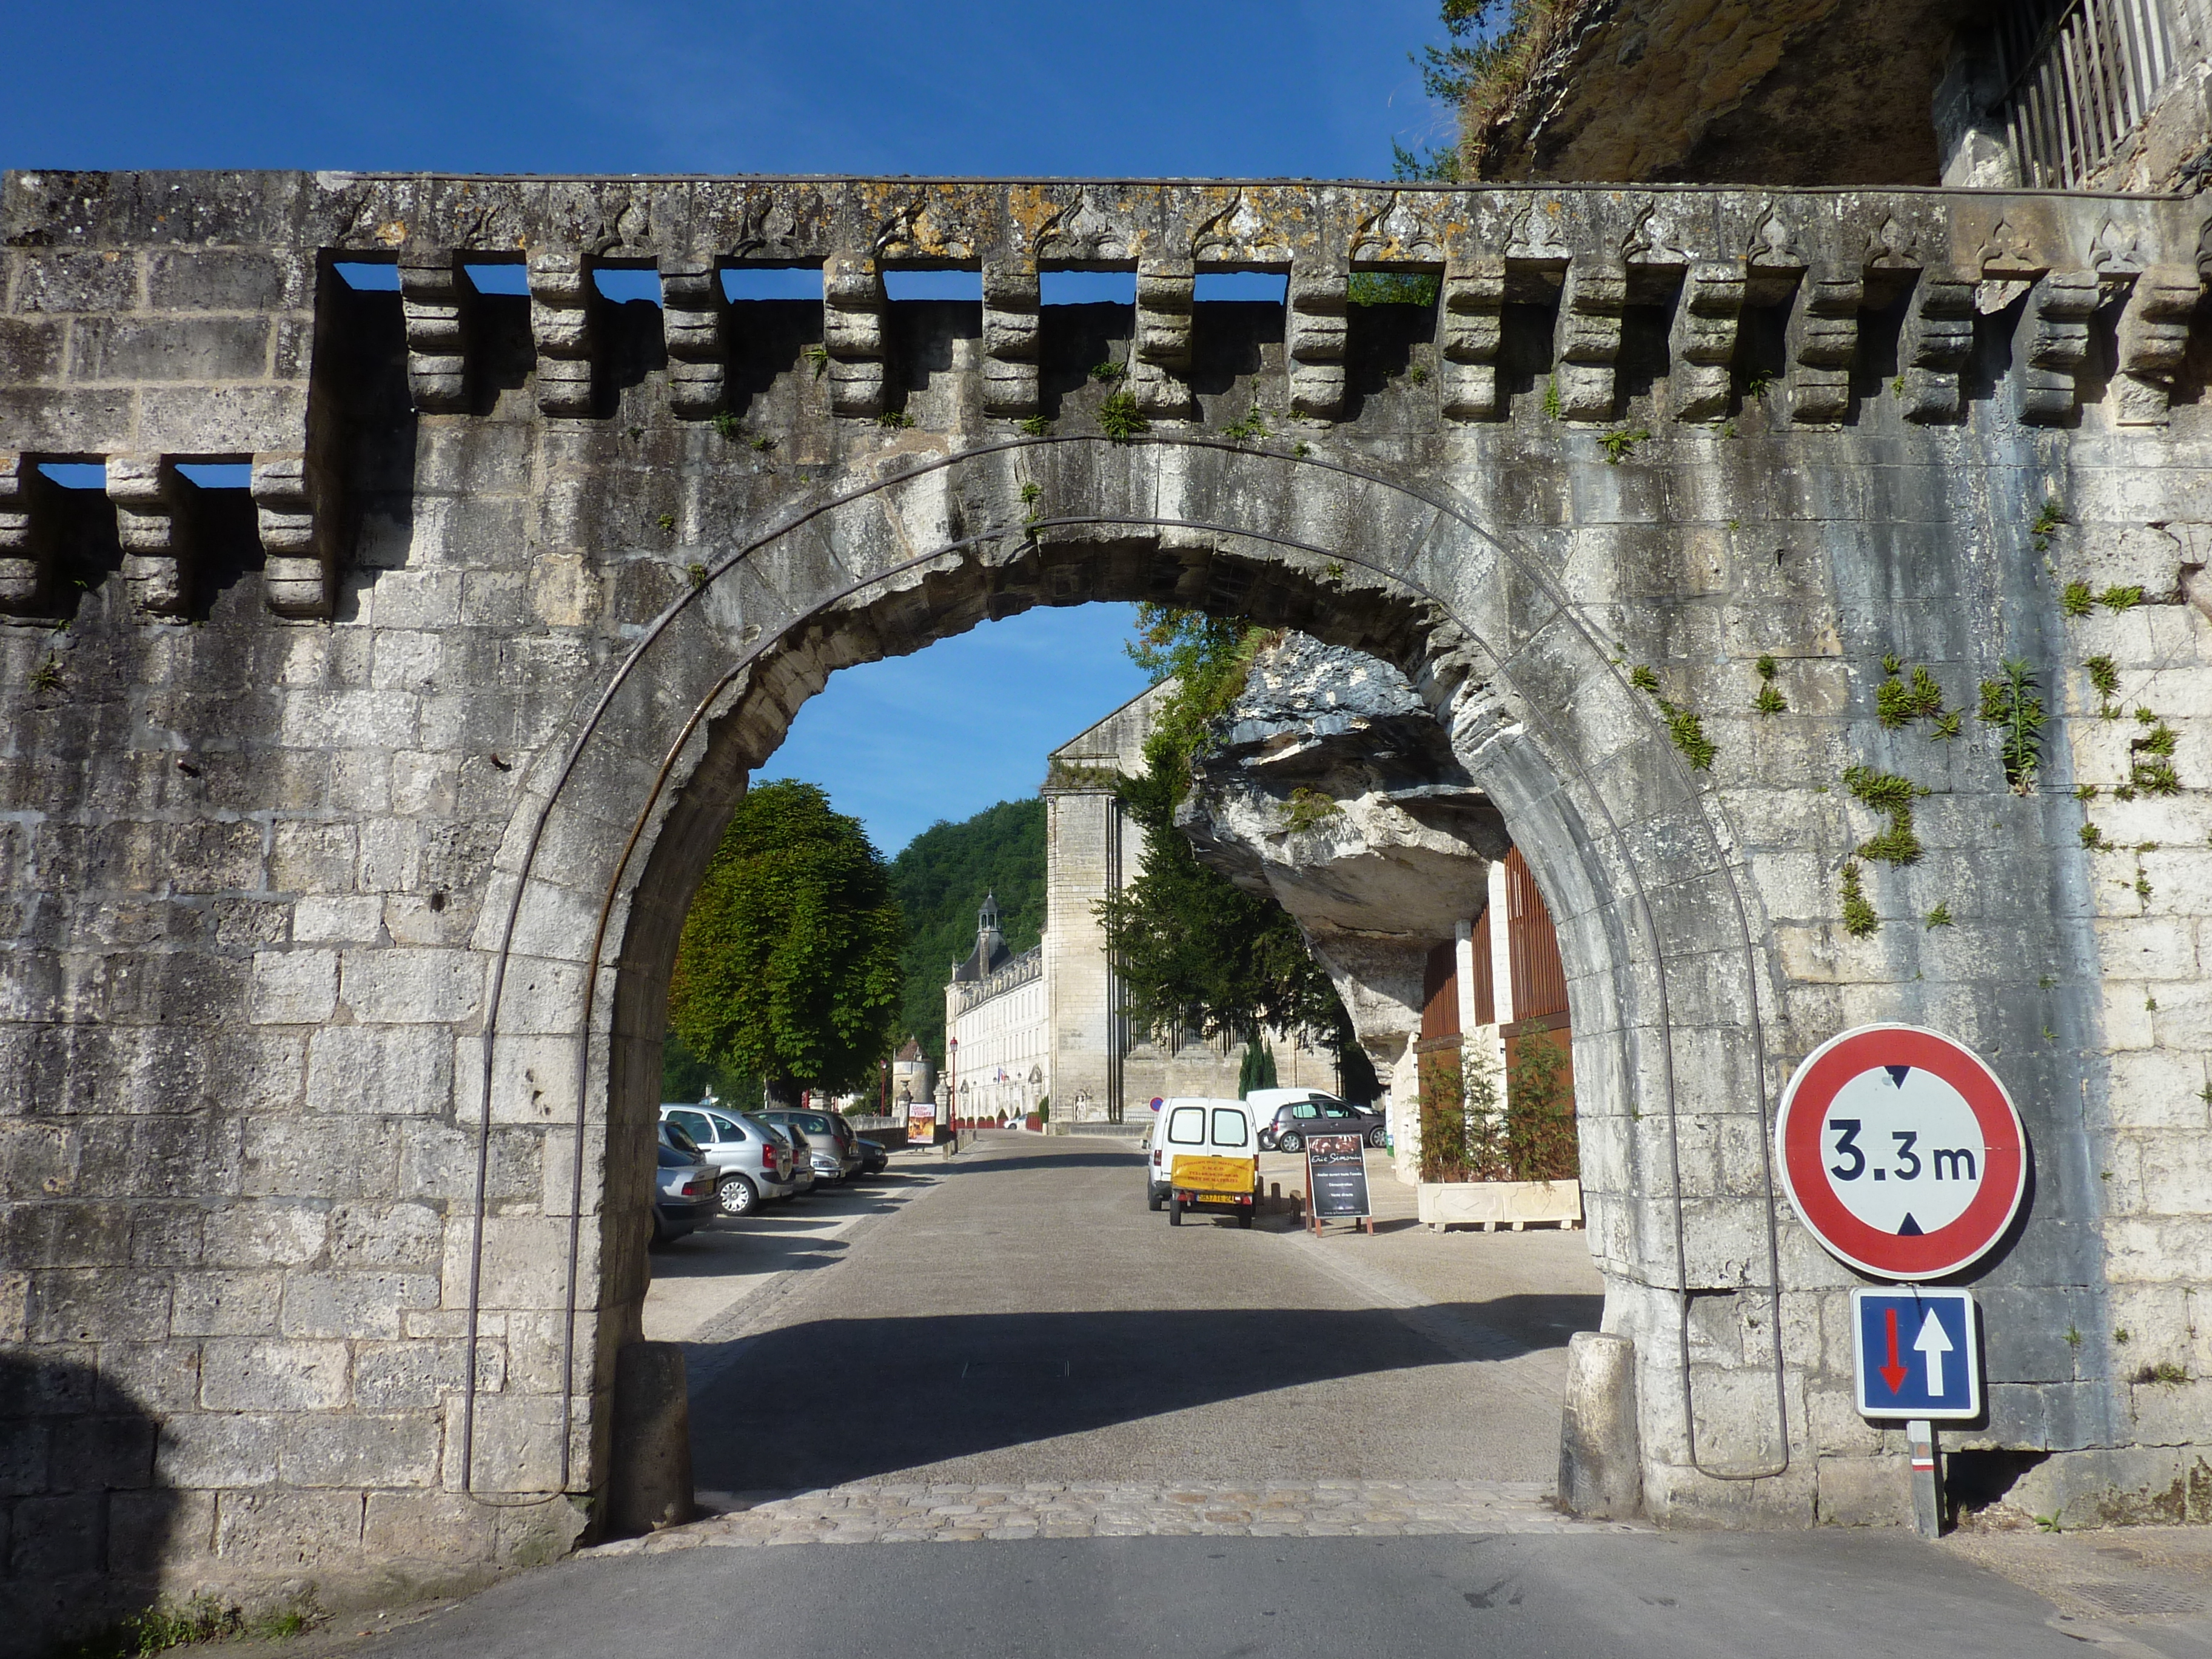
(591, 1481), (1643, 1554)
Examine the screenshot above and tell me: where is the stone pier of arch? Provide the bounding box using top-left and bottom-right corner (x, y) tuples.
(4, 170), (2212, 1640)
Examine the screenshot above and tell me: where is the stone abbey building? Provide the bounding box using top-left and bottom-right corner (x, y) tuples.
(4, 1), (2212, 1641)
(942, 684), (1324, 1127)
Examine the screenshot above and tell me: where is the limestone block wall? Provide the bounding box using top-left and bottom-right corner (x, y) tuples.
(0, 172), (2208, 1643)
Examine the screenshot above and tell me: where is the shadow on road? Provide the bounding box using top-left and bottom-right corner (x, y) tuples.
(689, 1296), (1598, 1492)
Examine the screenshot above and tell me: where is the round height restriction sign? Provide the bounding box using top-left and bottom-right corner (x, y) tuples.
(1774, 1024), (2029, 1281)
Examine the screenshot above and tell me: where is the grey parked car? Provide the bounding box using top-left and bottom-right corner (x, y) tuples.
(660, 1103), (799, 1216)
(757, 1108), (863, 1184)
(651, 1123), (718, 1246)
(1256, 1094), (1388, 1153)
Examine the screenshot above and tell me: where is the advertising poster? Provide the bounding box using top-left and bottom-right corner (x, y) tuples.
(906, 1102), (936, 1146)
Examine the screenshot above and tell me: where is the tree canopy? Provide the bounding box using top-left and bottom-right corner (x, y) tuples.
(666, 780), (905, 1106)
(885, 799), (1047, 1065)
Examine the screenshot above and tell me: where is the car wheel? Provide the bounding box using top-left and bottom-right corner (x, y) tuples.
(1147, 1185), (1163, 1212)
(718, 1175), (758, 1217)
(648, 1211), (669, 1249)
(1279, 1133), (1302, 1153)
(1239, 1210), (1253, 1230)
(1169, 1199), (1184, 1227)
(1366, 1125), (1389, 1148)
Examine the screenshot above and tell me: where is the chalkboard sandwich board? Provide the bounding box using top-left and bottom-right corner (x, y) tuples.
(1305, 1133), (1373, 1233)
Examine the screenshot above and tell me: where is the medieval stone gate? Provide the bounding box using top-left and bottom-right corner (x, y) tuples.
(3, 170), (2211, 1633)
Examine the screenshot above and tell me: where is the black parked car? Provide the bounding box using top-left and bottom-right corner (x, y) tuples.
(854, 1136), (890, 1176)
(1255, 1094), (1388, 1153)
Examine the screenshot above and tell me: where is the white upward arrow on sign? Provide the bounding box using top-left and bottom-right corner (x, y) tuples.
(1914, 1308), (1954, 1396)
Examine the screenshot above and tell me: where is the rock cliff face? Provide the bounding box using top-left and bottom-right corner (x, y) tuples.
(1176, 632), (1505, 1078)
(1469, 0), (1980, 186)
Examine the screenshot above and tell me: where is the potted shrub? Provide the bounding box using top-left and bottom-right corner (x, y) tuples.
(1415, 1034), (1580, 1232)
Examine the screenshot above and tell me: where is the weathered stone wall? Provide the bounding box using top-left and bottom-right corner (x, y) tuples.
(1, 172), (2210, 1647)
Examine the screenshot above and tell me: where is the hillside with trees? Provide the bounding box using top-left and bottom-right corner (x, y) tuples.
(888, 799), (1047, 1065)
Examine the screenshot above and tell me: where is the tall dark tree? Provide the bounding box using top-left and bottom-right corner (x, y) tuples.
(667, 780), (905, 1107)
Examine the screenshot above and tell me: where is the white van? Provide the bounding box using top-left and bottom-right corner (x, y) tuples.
(1144, 1098), (1259, 1228)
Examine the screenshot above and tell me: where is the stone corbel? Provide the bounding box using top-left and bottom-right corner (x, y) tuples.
(1287, 262), (1349, 420)
(2017, 270), (2100, 425)
(1668, 260), (1744, 423)
(1553, 255), (1626, 421)
(981, 259), (1041, 420)
(660, 259), (728, 419)
(822, 252), (888, 419)
(1132, 258), (1196, 418)
(106, 455), (195, 617)
(2114, 266), (2202, 427)
(0, 454), (59, 616)
(1786, 264), (1863, 424)
(398, 249), (471, 413)
(252, 452), (341, 620)
(1439, 256), (1504, 421)
(1897, 273), (1976, 424)
(529, 249), (596, 418)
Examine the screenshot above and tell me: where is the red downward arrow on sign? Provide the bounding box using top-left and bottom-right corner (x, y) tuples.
(1880, 1306), (1909, 1393)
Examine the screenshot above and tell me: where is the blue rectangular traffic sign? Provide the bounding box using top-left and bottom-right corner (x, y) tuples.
(1852, 1288), (1981, 1419)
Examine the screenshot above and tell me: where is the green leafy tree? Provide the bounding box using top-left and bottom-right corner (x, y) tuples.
(885, 799), (1047, 1065)
(667, 780), (905, 1107)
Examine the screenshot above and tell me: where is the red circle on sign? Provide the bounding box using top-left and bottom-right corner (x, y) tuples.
(1774, 1024), (2028, 1281)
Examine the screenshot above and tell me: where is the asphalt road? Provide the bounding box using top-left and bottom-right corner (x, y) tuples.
(330, 1131), (2134, 1659)
(357, 1529), (2100, 1659)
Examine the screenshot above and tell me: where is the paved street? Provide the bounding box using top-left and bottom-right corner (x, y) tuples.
(334, 1131), (2210, 1658)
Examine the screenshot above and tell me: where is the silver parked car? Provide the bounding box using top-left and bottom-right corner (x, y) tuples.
(756, 1108), (863, 1184)
(660, 1102), (799, 1216)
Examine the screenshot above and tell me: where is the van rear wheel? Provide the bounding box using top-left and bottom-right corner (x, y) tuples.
(1169, 1199), (1184, 1226)
(1238, 1210), (1253, 1230)
(1147, 1186), (1162, 1212)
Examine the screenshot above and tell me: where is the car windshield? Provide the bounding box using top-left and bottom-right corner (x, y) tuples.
(661, 1122), (702, 1156)
(655, 1142), (695, 1168)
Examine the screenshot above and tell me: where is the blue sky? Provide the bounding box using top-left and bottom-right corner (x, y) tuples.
(4, 1), (1459, 853)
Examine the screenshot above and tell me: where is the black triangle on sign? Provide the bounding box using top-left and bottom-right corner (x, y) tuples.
(1897, 1213), (1924, 1236)
(1885, 1065), (1911, 1088)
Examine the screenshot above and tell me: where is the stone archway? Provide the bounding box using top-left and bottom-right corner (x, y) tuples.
(471, 433), (1797, 1526)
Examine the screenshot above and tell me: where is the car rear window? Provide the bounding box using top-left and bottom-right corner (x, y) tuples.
(800, 1114), (833, 1134)
(1167, 1105), (1205, 1145)
(1210, 1109), (1250, 1148)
